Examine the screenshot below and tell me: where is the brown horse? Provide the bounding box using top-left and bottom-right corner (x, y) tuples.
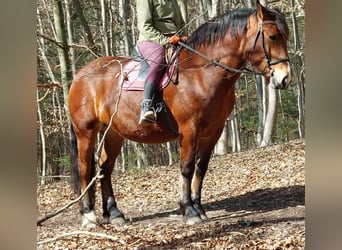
(69, 1), (291, 227)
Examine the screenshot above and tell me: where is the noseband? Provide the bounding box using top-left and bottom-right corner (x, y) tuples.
(253, 21), (290, 75)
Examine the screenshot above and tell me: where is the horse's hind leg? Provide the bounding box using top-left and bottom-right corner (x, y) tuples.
(73, 126), (99, 227)
(99, 131), (127, 224)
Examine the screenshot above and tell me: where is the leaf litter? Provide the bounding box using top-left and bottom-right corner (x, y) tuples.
(37, 139), (305, 249)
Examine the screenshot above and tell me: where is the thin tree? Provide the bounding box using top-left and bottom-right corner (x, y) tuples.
(64, 0), (76, 77)
(72, 0), (97, 53)
(101, 0), (110, 56)
(252, 0), (279, 147)
(119, 0), (130, 55)
(53, 0), (72, 126)
(259, 79), (278, 147)
(291, 0), (305, 138)
(37, 90), (47, 185)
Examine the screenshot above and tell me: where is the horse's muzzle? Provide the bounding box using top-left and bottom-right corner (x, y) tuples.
(271, 63), (292, 89)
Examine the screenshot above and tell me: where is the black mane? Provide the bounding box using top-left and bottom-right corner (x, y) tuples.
(186, 6), (288, 49)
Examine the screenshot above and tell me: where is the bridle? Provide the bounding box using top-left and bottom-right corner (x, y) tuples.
(175, 20), (289, 77)
(252, 20), (290, 75)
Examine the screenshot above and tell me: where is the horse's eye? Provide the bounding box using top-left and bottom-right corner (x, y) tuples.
(269, 35), (277, 41)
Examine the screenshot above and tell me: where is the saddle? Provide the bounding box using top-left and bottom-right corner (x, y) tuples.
(118, 46), (179, 91)
(118, 46), (180, 133)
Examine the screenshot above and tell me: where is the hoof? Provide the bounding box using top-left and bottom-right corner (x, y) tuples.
(199, 213), (208, 221)
(184, 216), (202, 225)
(100, 217), (110, 224)
(110, 216), (129, 225)
(82, 211), (99, 228)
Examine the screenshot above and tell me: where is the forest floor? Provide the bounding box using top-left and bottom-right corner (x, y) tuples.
(37, 139), (305, 249)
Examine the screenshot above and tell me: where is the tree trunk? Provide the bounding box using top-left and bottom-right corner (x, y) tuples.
(259, 0), (268, 6)
(121, 141), (127, 173)
(246, 0), (253, 8)
(167, 142), (173, 165)
(53, 0), (72, 125)
(211, 0), (220, 18)
(130, 4), (137, 46)
(132, 142), (148, 168)
(254, 0), (278, 147)
(255, 75), (264, 145)
(297, 73), (305, 138)
(101, 0), (110, 56)
(64, 0), (76, 77)
(291, 0), (305, 138)
(72, 0), (97, 54)
(233, 113), (241, 152)
(215, 121), (229, 155)
(37, 7), (57, 83)
(119, 0), (130, 55)
(259, 82), (278, 147)
(228, 111), (241, 153)
(37, 91), (47, 185)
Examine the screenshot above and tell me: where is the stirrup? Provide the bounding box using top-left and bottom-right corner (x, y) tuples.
(139, 111), (156, 125)
(139, 99), (156, 125)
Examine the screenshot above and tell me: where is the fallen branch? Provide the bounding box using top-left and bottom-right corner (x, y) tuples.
(37, 230), (126, 245)
(36, 170), (103, 225)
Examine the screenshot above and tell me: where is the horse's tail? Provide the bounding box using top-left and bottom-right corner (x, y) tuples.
(70, 125), (96, 197)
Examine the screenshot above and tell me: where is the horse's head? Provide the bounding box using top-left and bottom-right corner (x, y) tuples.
(248, 1), (291, 89)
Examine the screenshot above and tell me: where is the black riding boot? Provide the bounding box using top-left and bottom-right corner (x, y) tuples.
(139, 82), (156, 125)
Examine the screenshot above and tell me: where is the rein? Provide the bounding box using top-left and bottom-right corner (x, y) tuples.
(177, 20), (289, 76)
(177, 41), (261, 76)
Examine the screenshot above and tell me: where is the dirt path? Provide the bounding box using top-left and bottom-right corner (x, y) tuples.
(37, 139), (305, 249)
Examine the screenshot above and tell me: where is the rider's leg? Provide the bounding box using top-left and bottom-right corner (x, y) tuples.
(137, 41), (166, 125)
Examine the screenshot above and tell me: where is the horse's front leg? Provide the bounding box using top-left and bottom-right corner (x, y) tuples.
(179, 137), (203, 225)
(191, 153), (211, 221)
(191, 132), (224, 221)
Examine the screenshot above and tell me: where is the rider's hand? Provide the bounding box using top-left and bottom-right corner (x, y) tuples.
(180, 35), (188, 42)
(170, 35), (180, 45)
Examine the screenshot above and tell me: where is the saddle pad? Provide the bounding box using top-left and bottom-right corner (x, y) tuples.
(118, 59), (175, 91)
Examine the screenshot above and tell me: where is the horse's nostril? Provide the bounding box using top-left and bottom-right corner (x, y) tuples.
(282, 76), (287, 89)
(282, 74), (292, 89)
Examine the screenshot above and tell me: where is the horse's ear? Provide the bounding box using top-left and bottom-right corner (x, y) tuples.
(256, 0), (270, 21)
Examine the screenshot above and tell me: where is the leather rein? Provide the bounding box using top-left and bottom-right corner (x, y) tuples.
(176, 20), (289, 77)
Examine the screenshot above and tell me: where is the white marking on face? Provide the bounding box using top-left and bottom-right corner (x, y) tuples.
(271, 62), (291, 88)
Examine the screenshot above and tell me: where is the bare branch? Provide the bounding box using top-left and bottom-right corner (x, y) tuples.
(37, 230), (126, 245)
(37, 32), (63, 49)
(37, 32), (101, 57)
(37, 170), (103, 225)
(37, 89), (51, 103)
(37, 82), (61, 89)
(69, 43), (102, 58)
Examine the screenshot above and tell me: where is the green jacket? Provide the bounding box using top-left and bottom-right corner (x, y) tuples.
(137, 0), (187, 45)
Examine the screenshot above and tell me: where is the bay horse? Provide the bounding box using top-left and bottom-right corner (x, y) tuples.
(69, 1), (291, 227)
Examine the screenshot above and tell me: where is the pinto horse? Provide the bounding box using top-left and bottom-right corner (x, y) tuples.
(69, 1), (291, 227)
